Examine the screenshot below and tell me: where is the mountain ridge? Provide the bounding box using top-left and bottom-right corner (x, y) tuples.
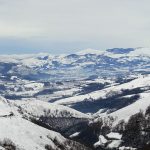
(0, 47), (149, 80)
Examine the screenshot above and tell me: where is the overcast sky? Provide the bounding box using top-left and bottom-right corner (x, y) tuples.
(0, 0), (150, 54)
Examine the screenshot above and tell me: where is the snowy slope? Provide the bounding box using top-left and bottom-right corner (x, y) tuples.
(0, 96), (90, 150)
(109, 92), (150, 123)
(0, 48), (149, 150)
(54, 75), (150, 105)
(13, 99), (89, 119)
(0, 96), (12, 116)
(0, 117), (66, 150)
(0, 97), (65, 150)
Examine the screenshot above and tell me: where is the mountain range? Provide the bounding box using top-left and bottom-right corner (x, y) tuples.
(0, 47), (149, 80)
(0, 48), (150, 150)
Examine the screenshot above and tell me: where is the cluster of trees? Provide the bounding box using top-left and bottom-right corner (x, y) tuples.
(74, 105), (150, 150)
(114, 105), (150, 149)
(71, 116), (115, 149)
(0, 138), (16, 150)
(45, 137), (91, 150)
(72, 87), (145, 114)
(81, 82), (108, 94)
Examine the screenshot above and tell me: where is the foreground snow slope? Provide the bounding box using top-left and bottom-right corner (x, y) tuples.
(0, 96), (12, 116)
(0, 97), (90, 150)
(0, 117), (66, 150)
(0, 97), (67, 150)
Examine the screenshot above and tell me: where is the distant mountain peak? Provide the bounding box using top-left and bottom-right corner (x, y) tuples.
(106, 48), (134, 54)
(76, 48), (104, 55)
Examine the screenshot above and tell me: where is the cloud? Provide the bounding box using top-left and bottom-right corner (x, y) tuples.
(0, 0), (150, 53)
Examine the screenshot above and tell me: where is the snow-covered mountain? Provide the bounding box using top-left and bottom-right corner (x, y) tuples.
(0, 47), (149, 80)
(0, 97), (90, 150)
(54, 74), (150, 115)
(0, 48), (150, 150)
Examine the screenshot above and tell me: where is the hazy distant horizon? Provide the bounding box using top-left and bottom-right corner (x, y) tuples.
(0, 0), (150, 54)
(0, 47), (142, 55)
